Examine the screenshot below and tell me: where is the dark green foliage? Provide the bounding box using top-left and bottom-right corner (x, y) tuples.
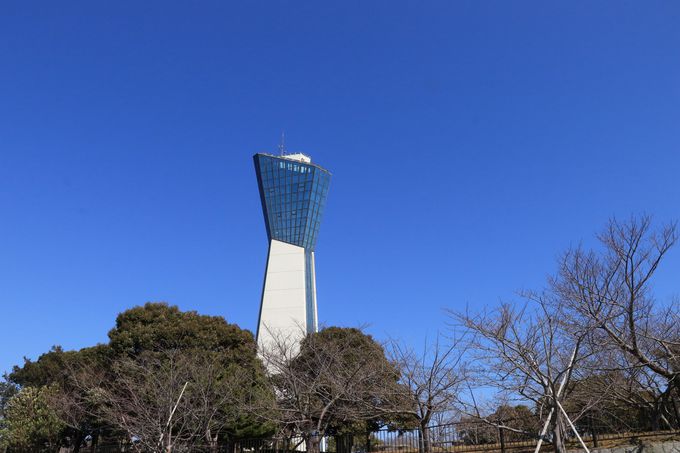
(490, 405), (539, 441)
(274, 327), (404, 440)
(105, 302), (272, 440)
(0, 379), (18, 449)
(108, 302), (257, 360)
(0, 385), (64, 451)
(5, 302), (273, 450)
(9, 345), (70, 388)
(304, 326), (399, 381)
(6, 344), (113, 451)
(9, 344), (111, 389)
(294, 327), (399, 385)
(0, 379), (17, 412)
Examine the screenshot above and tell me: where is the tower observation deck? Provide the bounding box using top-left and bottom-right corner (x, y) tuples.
(253, 152), (331, 351)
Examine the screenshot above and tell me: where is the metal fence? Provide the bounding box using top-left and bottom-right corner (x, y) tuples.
(230, 422), (680, 453)
(366, 422), (537, 453)
(45, 422), (680, 453)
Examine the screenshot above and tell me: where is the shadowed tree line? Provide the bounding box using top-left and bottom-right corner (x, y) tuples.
(1, 304), (274, 452)
(1, 215), (678, 453)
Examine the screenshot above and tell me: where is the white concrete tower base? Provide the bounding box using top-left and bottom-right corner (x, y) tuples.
(257, 239), (317, 354)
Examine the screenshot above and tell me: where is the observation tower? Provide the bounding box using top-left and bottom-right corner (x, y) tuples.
(253, 152), (331, 350)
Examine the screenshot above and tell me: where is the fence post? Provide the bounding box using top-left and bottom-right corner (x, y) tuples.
(671, 398), (680, 428)
(498, 426), (506, 453)
(589, 416), (599, 448)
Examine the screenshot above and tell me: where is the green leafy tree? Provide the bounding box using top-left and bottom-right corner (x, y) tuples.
(108, 302), (256, 362)
(10, 346), (71, 388)
(8, 344), (113, 451)
(0, 380), (18, 450)
(88, 348), (273, 452)
(0, 379), (17, 413)
(489, 404), (540, 442)
(92, 303), (273, 451)
(2, 385), (64, 451)
(259, 327), (404, 453)
(7, 302), (273, 451)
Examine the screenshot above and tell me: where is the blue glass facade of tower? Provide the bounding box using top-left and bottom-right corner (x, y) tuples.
(254, 154), (331, 251)
(254, 153), (331, 334)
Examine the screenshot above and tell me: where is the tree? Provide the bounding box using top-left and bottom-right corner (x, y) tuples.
(387, 333), (468, 453)
(8, 344), (113, 451)
(564, 368), (667, 435)
(552, 215), (680, 425)
(74, 303), (273, 452)
(452, 296), (597, 453)
(258, 327), (404, 453)
(0, 380), (17, 416)
(0, 380), (18, 451)
(1, 385), (64, 451)
(457, 405), (538, 446)
(491, 405), (540, 442)
(599, 365), (680, 431)
(10, 345), (75, 388)
(88, 350), (212, 452)
(6, 302), (273, 452)
(107, 302), (257, 362)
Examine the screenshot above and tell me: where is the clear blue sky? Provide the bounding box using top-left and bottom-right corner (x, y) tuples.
(1, 1), (679, 375)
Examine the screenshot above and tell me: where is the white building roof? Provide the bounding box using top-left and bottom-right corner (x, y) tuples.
(281, 153), (311, 163)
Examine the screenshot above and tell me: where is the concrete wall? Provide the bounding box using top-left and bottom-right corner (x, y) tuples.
(257, 239), (307, 353)
(577, 440), (680, 453)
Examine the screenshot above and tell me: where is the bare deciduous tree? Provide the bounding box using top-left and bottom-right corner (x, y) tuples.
(451, 295), (598, 453)
(387, 333), (468, 453)
(568, 346), (680, 432)
(73, 349), (260, 453)
(553, 215), (679, 423)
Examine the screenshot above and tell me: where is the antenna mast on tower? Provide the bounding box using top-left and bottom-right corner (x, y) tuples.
(278, 132), (286, 156)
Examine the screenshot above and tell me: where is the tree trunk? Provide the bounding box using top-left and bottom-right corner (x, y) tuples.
(588, 415), (598, 448)
(498, 426), (506, 453)
(206, 429), (219, 453)
(418, 423), (431, 453)
(670, 394), (680, 429)
(209, 438), (219, 453)
(166, 431), (173, 453)
(551, 411), (567, 453)
(306, 434), (321, 453)
(652, 401), (662, 431)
